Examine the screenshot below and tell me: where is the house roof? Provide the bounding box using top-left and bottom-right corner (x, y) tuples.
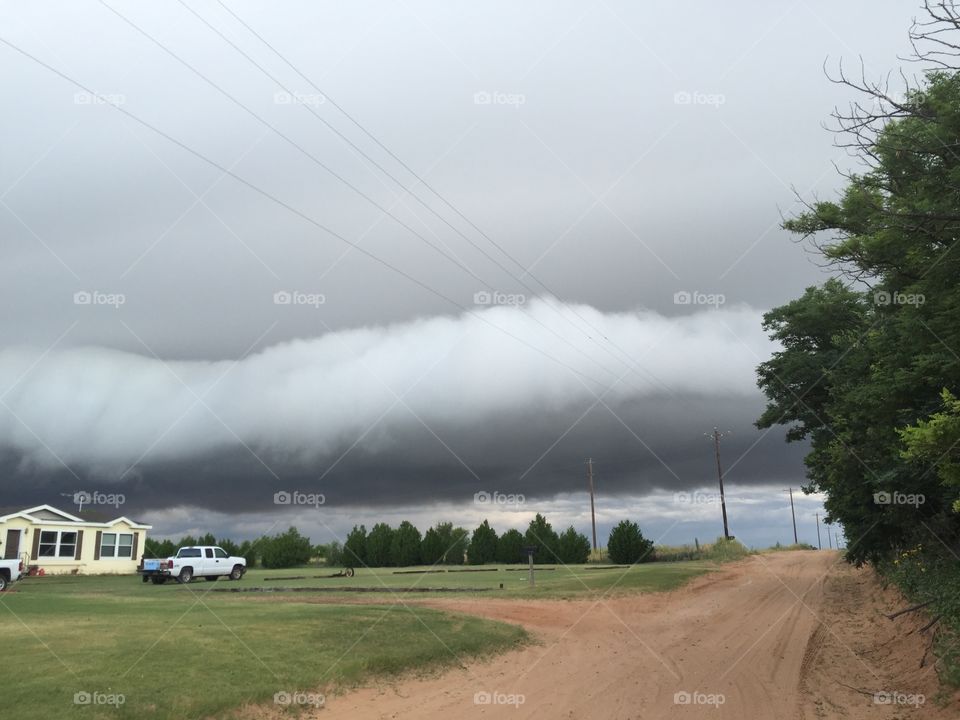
(0, 504), (152, 530)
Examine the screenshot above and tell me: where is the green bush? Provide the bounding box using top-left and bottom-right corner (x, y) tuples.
(557, 526), (591, 564)
(495, 529), (524, 563)
(468, 520), (498, 564)
(259, 527), (313, 569)
(606, 520), (654, 564)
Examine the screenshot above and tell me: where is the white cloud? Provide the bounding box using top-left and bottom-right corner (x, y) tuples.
(0, 300), (771, 473)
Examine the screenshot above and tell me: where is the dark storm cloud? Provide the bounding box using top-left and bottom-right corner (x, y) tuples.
(0, 302), (802, 512)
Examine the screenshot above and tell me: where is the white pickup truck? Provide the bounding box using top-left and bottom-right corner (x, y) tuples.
(0, 558), (24, 591)
(138, 546), (246, 585)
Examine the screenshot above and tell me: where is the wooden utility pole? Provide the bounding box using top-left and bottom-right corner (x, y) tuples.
(827, 524), (833, 549)
(587, 458), (598, 551)
(788, 487), (798, 544)
(710, 428), (731, 540)
(815, 512), (822, 550)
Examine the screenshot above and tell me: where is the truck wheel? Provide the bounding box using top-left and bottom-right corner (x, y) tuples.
(177, 567), (193, 584)
(204, 576), (218, 582)
(142, 574), (149, 583)
(229, 565), (243, 580)
(151, 577), (167, 585)
(0, 574), (7, 592)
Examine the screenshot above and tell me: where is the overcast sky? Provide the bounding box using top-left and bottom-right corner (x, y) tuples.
(0, 1), (917, 548)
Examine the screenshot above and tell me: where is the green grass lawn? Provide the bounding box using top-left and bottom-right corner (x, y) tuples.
(0, 561), (711, 719)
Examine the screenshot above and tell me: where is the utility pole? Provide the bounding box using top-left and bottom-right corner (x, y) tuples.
(815, 512), (822, 550)
(827, 524), (833, 549)
(787, 487), (798, 544)
(708, 428), (731, 540)
(587, 458), (598, 552)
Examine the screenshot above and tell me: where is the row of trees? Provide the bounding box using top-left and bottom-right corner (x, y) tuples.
(336, 515), (594, 567)
(144, 527), (312, 569)
(143, 516), (656, 569)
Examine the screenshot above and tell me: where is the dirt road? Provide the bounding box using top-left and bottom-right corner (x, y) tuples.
(315, 551), (957, 719)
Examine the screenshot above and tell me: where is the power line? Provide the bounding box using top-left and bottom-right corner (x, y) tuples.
(0, 35), (626, 395)
(96, 0), (659, 399)
(187, 0), (681, 400)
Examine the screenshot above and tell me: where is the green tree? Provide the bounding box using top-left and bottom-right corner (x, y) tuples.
(420, 526), (444, 565)
(496, 528), (524, 563)
(524, 514), (559, 564)
(467, 520), (498, 564)
(421, 522), (460, 564)
(557, 526), (591, 564)
(758, 32), (960, 566)
(343, 525), (367, 567)
(238, 539), (258, 568)
(606, 520), (653, 564)
(325, 540), (345, 567)
(391, 521), (422, 567)
(901, 390), (960, 513)
(259, 527), (312, 569)
(217, 538), (241, 557)
(144, 538), (176, 559)
(366, 523), (395, 567)
(446, 527), (470, 565)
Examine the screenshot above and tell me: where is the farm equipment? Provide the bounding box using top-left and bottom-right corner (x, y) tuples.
(324, 567), (355, 578)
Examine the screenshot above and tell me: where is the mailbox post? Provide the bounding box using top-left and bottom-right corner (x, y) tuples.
(522, 545), (537, 587)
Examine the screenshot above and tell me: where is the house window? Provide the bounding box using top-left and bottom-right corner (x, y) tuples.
(38, 530), (78, 558)
(100, 532), (134, 559)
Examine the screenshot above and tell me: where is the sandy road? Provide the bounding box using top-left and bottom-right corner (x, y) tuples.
(271, 551), (957, 719)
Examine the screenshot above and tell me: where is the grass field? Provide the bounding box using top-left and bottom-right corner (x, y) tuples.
(0, 562), (711, 719)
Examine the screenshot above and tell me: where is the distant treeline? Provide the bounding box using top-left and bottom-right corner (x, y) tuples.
(144, 515), (657, 569)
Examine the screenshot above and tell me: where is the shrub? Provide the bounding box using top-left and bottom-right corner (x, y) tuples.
(496, 529), (524, 563)
(557, 526), (591, 564)
(366, 523), (395, 567)
(606, 520), (654, 564)
(390, 521), (422, 567)
(468, 520), (498, 564)
(259, 527), (312, 569)
(524, 514), (559, 564)
(344, 525), (367, 567)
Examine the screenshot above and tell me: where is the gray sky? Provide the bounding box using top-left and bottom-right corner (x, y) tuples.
(0, 1), (917, 547)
